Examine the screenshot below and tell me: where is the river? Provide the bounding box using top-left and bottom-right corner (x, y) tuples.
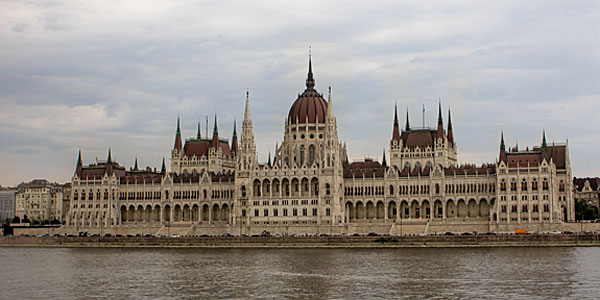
(1, 247), (599, 299)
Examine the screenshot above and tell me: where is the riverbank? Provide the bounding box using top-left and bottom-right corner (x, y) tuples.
(2, 234), (600, 248)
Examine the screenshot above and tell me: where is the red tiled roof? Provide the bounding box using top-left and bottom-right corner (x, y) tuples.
(183, 140), (233, 158)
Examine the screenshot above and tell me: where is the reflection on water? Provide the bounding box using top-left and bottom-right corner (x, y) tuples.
(1, 247), (599, 299)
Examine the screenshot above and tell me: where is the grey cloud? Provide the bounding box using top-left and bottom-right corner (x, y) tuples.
(1, 1), (599, 185)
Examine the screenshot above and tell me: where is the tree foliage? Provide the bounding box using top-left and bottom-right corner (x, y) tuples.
(575, 199), (599, 221)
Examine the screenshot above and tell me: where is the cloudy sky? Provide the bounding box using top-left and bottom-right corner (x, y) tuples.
(1, 1), (599, 186)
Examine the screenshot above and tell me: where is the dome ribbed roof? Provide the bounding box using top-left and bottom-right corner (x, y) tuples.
(288, 89), (327, 124)
(287, 55), (328, 124)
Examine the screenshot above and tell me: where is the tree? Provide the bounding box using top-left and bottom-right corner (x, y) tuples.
(575, 199), (599, 221)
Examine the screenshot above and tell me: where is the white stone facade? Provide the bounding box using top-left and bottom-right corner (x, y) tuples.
(66, 59), (575, 234)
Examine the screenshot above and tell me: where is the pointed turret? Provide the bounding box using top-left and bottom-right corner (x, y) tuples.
(392, 103), (400, 141)
(447, 109), (454, 145)
(436, 102), (444, 139)
(197, 121), (202, 140)
(326, 86), (334, 120)
(161, 157), (166, 175)
(107, 148), (112, 163)
(211, 114), (219, 149)
(134, 157), (138, 171)
(241, 91), (257, 169)
(231, 120), (238, 155)
(173, 117), (182, 151)
(382, 149), (387, 167)
(405, 109), (410, 131)
(306, 52), (315, 90)
(542, 130), (547, 148)
(499, 131), (507, 162)
(106, 148), (113, 176)
(75, 149), (83, 176)
(267, 152), (271, 167)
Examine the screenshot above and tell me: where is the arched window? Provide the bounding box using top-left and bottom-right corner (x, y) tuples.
(300, 146), (305, 166)
(389, 185), (394, 196)
(500, 180), (506, 191)
(308, 144), (315, 166)
(532, 178), (538, 191)
(510, 179), (517, 191)
(559, 180), (565, 192)
(326, 183), (331, 196)
(521, 179), (527, 191)
(542, 178), (549, 190)
(241, 186), (246, 198)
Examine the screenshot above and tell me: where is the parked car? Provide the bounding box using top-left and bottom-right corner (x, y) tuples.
(444, 232), (456, 236)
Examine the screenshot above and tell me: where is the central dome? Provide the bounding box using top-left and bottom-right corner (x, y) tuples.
(287, 56), (328, 124)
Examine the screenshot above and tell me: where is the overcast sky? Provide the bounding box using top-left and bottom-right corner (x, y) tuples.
(1, 1), (599, 186)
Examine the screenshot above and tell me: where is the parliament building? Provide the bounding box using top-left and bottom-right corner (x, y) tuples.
(66, 57), (575, 235)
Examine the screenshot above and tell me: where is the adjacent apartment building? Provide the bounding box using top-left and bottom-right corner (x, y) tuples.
(15, 179), (64, 223)
(0, 188), (16, 223)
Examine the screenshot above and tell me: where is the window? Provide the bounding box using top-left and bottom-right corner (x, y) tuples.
(254, 209), (259, 217)
(241, 186), (246, 198)
(302, 208), (307, 216)
(326, 208), (331, 216)
(510, 180), (517, 191)
(312, 208), (318, 216)
(542, 179), (549, 190)
(274, 209), (278, 217)
(511, 205), (517, 213)
(521, 179), (527, 191)
(293, 208), (298, 216)
(264, 209), (268, 217)
(500, 180), (506, 191)
(283, 208), (288, 216)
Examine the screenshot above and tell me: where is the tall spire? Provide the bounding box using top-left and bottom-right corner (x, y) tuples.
(161, 157), (166, 175)
(174, 117), (182, 151)
(542, 130), (547, 148)
(211, 114), (219, 148)
(197, 120), (202, 140)
(447, 109), (454, 145)
(75, 149), (83, 176)
(213, 114), (218, 137)
(405, 108), (410, 131)
(231, 120), (238, 155)
(244, 91), (251, 124)
(107, 148), (112, 163)
(499, 131), (506, 162)
(436, 101), (444, 138)
(392, 103), (400, 141)
(306, 49), (315, 90)
(134, 157), (138, 171)
(267, 152), (271, 167)
(382, 149), (387, 167)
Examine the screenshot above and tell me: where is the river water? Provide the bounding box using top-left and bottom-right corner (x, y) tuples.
(1, 247), (599, 299)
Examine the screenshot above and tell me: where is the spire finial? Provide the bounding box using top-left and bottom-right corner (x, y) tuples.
(213, 114), (218, 137)
(438, 101), (443, 125)
(500, 131), (505, 152)
(306, 49), (315, 90)
(542, 129), (547, 148)
(405, 108), (410, 131)
(161, 157), (166, 175)
(244, 91), (251, 123)
(134, 157), (138, 171)
(107, 147), (112, 163)
(382, 148), (387, 167)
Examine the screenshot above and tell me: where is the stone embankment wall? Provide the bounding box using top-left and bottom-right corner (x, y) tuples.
(2, 234), (600, 248)
(10, 221), (600, 237)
